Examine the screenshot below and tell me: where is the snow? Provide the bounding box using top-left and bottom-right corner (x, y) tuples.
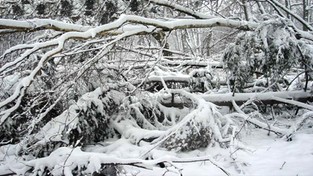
(202, 91), (312, 104)
(0, 18), (90, 32)
(0, 73), (20, 97)
(113, 119), (165, 144)
(0, 15), (258, 39)
(3, 88), (311, 176)
(237, 130), (313, 176)
(1, 2), (313, 176)
(126, 129), (313, 176)
(118, 15), (258, 31)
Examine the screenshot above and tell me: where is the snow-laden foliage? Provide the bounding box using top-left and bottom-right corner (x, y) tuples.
(1, 0), (313, 175)
(11, 86), (122, 157)
(223, 18), (311, 92)
(0, 86), (236, 175)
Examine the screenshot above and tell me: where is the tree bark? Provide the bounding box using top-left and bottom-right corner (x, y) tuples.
(303, 0), (309, 31)
(242, 0), (251, 21)
(285, 0), (291, 19)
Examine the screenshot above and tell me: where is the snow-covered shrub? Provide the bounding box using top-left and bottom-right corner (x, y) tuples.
(0, 73), (64, 144)
(163, 121), (212, 151)
(223, 18), (302, 91)
(124, 91), (192, 129)
(68, 89), (125, 146)
(156, 91), (231, 151)
(223, 32), (259, 91)
(14, 87), (125, 158)
(119, 89), (231, 151)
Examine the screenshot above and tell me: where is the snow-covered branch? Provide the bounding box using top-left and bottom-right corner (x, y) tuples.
(0, 147), (230, 176)
(202, 91), (313, 106)
(271, 96), (313, 111)
(230, 100), (288, 136)
(123, 15), (258, 31)
(1, 1), (313, 175)
(0, 18), (91, 32)
(0, 15), (258, 35)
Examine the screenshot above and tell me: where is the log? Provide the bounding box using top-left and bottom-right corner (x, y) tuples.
(202, 91), (313, 107)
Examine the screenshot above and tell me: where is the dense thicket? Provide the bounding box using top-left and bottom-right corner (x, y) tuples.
(0, 0), (313, 175)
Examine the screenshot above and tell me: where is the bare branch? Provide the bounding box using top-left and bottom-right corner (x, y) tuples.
(266, 0), (313, 31)
(147, 0), (215, 19)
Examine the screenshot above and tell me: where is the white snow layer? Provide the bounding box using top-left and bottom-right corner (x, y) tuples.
(133, 130), (313, 176)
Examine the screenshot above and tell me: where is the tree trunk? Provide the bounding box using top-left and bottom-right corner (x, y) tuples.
(303, 0), (309, 31)
(202, 91), (313, 107)
(242, 0), (251, 21)
(285, 0), (291, 19)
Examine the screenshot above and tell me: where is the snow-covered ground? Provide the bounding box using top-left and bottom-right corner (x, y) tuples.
(125, 129), (313, 176)
(236, 131), (313, 176)
(2, 130), (311, 176)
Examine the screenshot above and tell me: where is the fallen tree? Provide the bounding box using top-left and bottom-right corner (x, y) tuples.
(202, 91), (313, 107)
(1, 0), (313, 175)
